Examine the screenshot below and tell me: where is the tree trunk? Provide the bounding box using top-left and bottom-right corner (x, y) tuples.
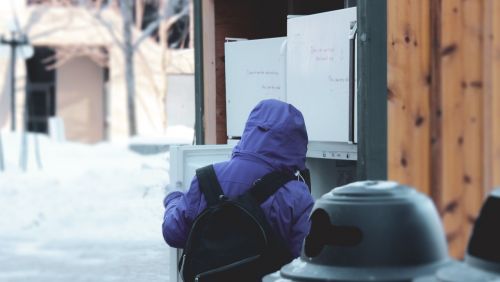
(160, 0), (169, 132)
(121, 0), (137, 136)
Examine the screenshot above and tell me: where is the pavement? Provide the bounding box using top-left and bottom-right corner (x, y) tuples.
(0, 236), (171, 282)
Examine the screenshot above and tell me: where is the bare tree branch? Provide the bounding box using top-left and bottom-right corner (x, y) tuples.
(157, 1), (170, 130)
(92, 10), (125, 50)
(158, 0), (169, 49)
(84, 0), (123, 49)
(178, 18), (189, 48)
(43, 45), (109, 70)
(189, 0), (193, 48)
(135, 0), (144, 30)
(132, 3), (189, 50)
(93, 0), (105, 10)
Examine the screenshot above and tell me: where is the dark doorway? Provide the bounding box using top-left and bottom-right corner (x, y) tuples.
(288, 0), (347, 15)
(25, 47), (56, 133)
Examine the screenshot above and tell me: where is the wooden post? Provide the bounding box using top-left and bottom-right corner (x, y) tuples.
(439, 0), (484, 258)
(201, 0), (217, 144)
(461, 0), (485, 255)
(484, 0), (500, 190)
(387, 0), (431, 194)
(492, 1), (500, 188)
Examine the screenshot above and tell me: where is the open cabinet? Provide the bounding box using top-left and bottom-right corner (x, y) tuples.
(166, 1), (365, 281)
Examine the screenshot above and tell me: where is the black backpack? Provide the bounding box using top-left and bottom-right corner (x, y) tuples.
(178, 165), (295, 282)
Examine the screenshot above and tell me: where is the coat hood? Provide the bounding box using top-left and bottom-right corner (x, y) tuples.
(232, 99), (308, 172)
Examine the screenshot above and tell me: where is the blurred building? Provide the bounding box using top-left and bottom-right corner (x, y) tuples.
(0, 0), (194, 143)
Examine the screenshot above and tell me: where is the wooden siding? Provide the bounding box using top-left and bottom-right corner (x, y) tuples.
(485, 0), (500, 190)
(388, 0), (498, 257)
(387, 0), (431, 195)
(493, 1), (500, 186)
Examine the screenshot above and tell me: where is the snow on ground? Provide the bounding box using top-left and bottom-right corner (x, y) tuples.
(0, 127), (193, 281)
(0, 132), (169, 241)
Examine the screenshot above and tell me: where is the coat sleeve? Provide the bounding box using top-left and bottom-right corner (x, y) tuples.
(162, 177), (203, 248)
(288, 187), (314, 257)
(267, 181), (314, 258)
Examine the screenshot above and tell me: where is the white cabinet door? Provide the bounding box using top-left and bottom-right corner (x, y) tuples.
(287, 8), (356, 143)
(224, 37), (287, 138)
(167, 144), (234, 282)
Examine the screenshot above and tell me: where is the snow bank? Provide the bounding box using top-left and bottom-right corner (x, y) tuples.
(0, 130), (181, 242)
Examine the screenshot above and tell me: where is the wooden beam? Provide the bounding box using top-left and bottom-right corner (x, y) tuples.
(492, 1), (500, 188)
(483, 0), (493, 195)
(430, 0), (443, 210)
(387, 0), (431, 194)
(484, 0), (500, 190)
(201, 0), (217, 144)
(439, 0), (467, 259)
(439, 0), (484, 258)
(461, 0), (485, 255)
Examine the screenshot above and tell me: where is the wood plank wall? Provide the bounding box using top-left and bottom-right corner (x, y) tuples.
(388, 0), (500, 258)
(387, 0), (431, 195)
(493, 0), (500, 186)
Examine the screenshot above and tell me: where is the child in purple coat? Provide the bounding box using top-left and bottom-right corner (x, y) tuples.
(162, 99), (314, 258)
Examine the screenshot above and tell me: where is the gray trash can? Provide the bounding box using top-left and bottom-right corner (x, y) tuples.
(416, 189), (500, 282)
(264, 180), (454, 282)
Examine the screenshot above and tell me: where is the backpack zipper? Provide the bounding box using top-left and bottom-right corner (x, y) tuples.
(194, 254), (261, 281)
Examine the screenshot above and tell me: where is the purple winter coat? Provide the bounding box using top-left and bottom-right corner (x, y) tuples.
(162, 99), (314, 258)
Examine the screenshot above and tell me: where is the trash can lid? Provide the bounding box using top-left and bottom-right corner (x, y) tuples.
(491, 189), (500, 198)
(325, 180), (415, 199)
(277, 257), (454, 282)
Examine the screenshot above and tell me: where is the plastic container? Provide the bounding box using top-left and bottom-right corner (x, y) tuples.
(264, 180), (453, 282)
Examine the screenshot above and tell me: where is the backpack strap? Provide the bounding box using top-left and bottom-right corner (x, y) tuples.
(248, 171), (294, 205)
(196, 165), (225, 207)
